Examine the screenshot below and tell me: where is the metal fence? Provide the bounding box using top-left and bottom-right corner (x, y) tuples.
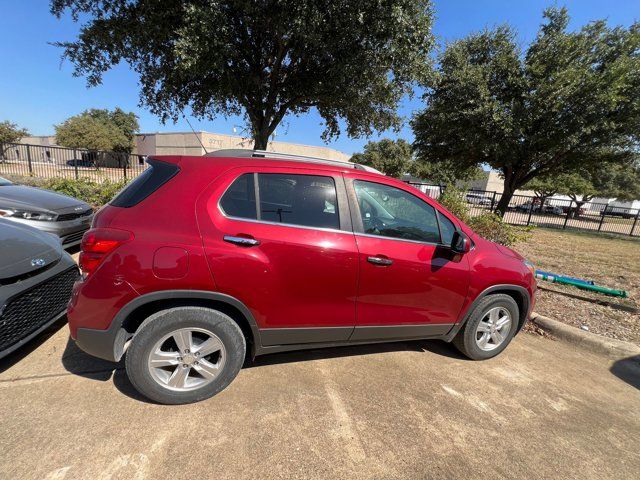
(0, 142), (147, 182)
(407, 182), (640, 238)
(1, 144), (638, 237)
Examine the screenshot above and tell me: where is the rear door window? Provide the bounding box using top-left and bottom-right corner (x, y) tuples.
(258, 174), (339, 230)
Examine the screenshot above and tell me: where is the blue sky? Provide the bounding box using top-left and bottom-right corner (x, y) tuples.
(1, 1), (638, 155)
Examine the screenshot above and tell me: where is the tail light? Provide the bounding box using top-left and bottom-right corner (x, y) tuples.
(79, 228), (133, 277)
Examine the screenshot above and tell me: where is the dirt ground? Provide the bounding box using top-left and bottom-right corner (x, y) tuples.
(515, 228), (640, 344)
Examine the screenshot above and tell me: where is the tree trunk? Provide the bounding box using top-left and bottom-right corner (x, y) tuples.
(495, 172), (518, 217)
(253, 134), (269, 151)
(572, 202), (584, 219)
(495, 190), (514, 217)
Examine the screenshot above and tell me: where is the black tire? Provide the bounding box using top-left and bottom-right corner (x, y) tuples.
(125, 307), (246, 404)
(452, 294), (519, 360)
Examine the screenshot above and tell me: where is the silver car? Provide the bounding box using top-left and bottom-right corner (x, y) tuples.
(0, 219), (78, 358)
(0, 176), (93, 247)
(465, 192), (492, 205)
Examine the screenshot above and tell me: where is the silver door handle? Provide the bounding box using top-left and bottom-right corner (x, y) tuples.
(224, 235), (260, 246)
(367, 256), (393, 266)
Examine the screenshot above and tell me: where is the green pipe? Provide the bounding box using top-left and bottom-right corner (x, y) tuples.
(535, 272), (628, 298)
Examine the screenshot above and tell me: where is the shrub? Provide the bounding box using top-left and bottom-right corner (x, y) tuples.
(437, 184), (470, 222)
(468, 213), (532, 246)
(42, 177), (128, 207)
(3, 175), (127, 208)
(437, 184), (531, 246)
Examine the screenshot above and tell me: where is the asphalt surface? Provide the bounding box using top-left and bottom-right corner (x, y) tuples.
(1, 320), (639, 480)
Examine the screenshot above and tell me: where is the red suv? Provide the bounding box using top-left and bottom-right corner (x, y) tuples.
(68, 150), (536, 404)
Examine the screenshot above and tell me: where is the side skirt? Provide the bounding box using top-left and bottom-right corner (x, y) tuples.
(255, 323), (455, 356)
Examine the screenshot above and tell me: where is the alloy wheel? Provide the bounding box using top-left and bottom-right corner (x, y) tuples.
(147, 327), (226, 391)
(475, 307), (512, 352)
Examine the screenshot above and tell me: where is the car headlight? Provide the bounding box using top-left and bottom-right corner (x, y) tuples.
(524, 259), (536, 277)
(0, 209), (57, 221)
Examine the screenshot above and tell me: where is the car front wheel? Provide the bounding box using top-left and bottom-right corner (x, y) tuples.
(452, 294), (519, 360)
(125, 307), (246, 404)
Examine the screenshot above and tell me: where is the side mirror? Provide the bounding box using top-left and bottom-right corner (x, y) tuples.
(451, 231), (471, 254)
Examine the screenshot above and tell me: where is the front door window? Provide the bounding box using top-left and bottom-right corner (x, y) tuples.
(354, 180), (441, 243)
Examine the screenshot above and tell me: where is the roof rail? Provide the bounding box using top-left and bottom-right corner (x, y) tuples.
(203, 149), (382, 174)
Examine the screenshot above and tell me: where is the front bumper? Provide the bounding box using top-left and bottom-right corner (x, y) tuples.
(0, 254), (79, 359)
(4, 215), (93, 248)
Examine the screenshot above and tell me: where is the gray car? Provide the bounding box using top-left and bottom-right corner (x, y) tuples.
(0, 176), (93, 247)
(0, 219), (78, 359)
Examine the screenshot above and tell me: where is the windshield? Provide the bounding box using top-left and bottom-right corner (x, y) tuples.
(0, 176), (12, 186)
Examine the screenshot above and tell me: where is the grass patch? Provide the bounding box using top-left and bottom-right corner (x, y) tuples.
(515, 227), (639, 344)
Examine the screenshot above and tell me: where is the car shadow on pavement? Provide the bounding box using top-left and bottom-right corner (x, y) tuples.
(0, 317), (68, 374)
(61, 335), (124, 382)
(610, 355), (640, 390)
(247, 339), (466, 369)
(61, 336), (155, 403)
(59, 336), (467, 404)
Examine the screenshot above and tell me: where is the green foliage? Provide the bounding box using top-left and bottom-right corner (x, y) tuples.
(412, 7), (640, 216)
(409, 160), (482, 185)
(601, 162), (640, 201)
(437, 184), (531, 246)
(51, 0), (435, 149)
(437, 184), (471, 222)
(55, 108), (139, 152)
(468, 213), (533, 247)
(42, 177), (128, 207)
(351, 138), (482, 182)
(526, 160), (640, 203)
(524, 176), (560, 198)
(351, 139), (413, 178)
(0, 120), (29, 144)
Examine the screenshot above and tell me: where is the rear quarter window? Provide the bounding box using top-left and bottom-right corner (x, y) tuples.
(110, 159), (179, 207)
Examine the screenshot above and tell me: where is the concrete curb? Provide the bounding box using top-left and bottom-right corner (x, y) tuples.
(531, 313), (640, 359)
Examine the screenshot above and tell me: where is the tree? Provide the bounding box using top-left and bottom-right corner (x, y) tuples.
(525, 176), (559, 206)
(0, 120), (28, 144)
(526, 161), (640, 217)
(548, 172), (598, 217)
(55, 108), (139, 152)
(51, 1), (435, 151)
(412, 7), (640, 216)
(351, 139), (413, 178)
(0, 121), (29, 160)
(409, 160), (483, 185)
(351, 138), (481, 182)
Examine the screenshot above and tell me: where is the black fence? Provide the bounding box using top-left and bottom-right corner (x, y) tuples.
(407, 182), (640, 238)
(0, 142), (147, 182)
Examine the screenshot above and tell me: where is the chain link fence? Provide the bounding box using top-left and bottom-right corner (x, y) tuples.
(407, 182), (640, 237)
(0, 142), (147, 182)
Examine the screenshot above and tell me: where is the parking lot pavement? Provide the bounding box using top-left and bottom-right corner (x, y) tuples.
(1, 324), (639, 480)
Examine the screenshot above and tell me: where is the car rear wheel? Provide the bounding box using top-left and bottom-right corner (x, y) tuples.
(125, 307), (245, 404)
(452, 294), (519, 360)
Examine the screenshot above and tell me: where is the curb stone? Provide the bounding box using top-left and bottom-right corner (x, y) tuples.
(531, 313), (640, 360)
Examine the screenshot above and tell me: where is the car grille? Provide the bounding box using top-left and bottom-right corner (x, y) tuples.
(62, 230), (87, 246)
(57, 208), (93, 222)
(0, 268), (79, 353)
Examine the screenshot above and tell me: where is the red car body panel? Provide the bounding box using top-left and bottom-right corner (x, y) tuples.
(342, 172), (471, 326)
(67, 155), (536, 358)
(195, 166), (359, 331)
(353, 234), (470, 325)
